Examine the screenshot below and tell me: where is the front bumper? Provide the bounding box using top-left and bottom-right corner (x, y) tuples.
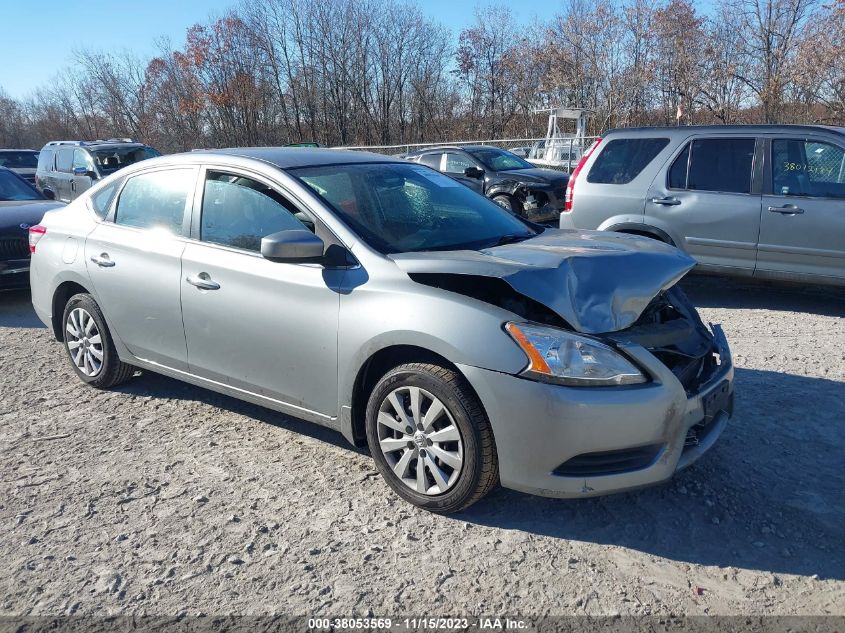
(458, 325), (733, 498)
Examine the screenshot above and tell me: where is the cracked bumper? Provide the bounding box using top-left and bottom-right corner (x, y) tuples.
(458, 326), (734, 498)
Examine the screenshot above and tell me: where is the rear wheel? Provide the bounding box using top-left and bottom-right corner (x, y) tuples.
(62, 293), (135, 389)
(365, 362), (498, 513)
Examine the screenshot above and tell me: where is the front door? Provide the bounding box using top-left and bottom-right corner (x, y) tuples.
(84, 166), (197, 370)
(646, 136), (761, 273)
(180, 168), (341, 418)
(442, 152), (485, 193)
(757, 137), (845, 281)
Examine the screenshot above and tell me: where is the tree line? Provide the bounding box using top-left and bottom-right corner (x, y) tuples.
(0, 0), (842, 153)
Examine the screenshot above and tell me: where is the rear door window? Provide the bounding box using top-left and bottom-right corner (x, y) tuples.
(772, 139), (845, 198)
(417, 153), (443, 170)
(114, 169), (194, 233)
(587, 138), (669, 184)
(56, 149), (73, 173)
(671, 138), (756, 194)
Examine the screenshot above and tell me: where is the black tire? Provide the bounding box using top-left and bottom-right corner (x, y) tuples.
(365, 362), (498, 513)
(61, 293), (136, 389)
(491, 194), (517, 212)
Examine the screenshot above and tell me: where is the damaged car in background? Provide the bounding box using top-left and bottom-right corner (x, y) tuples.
(30, 149), (733, 513)
(404, 145), (569, 225)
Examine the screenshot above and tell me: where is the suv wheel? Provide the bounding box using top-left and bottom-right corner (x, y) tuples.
(491, 194), (517, 212)
(365, 362), (498, 513)
(62, 293), (135, 389)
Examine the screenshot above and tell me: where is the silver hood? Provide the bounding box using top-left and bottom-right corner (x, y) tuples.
(390, 229), (696, 334)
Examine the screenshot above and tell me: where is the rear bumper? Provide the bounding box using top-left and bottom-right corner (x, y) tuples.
(0, 260), (30, 289)
(458, 325), (733, 498)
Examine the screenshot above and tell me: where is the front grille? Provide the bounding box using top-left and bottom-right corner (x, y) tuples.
(649, 349), (717, 392)
(553, 443), (663, 477)
(0, 237), (29, 261)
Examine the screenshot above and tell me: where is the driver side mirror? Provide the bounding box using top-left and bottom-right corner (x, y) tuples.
(261, 229), (324, 263)
(73, 167), (96, 178)
(464, 166), (484, 179)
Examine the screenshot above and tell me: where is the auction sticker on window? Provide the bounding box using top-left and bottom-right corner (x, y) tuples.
(409, 165), (461, 187)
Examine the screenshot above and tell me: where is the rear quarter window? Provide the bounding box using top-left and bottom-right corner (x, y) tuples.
(89, 180), (121, 219)
(37, 149), (55, 172)
(587, 138), (669, 184)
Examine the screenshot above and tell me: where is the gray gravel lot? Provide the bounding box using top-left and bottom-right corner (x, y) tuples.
(0, 276), (843, 618)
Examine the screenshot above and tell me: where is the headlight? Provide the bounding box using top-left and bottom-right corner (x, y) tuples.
(505, 322), (647, 386)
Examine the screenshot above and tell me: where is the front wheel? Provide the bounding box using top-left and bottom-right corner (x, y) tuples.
(365, 363), (498, 513)
(491, 194), (518, 212)
(62, 293), (136, 389)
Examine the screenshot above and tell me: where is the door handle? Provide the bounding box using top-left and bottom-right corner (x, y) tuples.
(71, 181), (76, 192)
(767, 205), (804, 215)
(90, 254), (115, 267)
(651, 197), (681, 206)
(186, 273), (221, 290)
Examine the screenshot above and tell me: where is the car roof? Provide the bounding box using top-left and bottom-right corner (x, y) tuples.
(194, 147), (406, 169)
(406, 145), (494, 156)
(41, 141), (149, 151)
(603, 124), (845, 138)
(0, 148), (38, 153)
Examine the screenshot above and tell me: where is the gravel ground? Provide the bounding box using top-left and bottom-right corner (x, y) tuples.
(0, 275), (843, 618)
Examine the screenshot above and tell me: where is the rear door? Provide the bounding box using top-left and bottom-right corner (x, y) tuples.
(645, 135), (761, 273)
(54, 148), (74, 202)
(757, 136), (845, 281)
(84, 166), (197, 370)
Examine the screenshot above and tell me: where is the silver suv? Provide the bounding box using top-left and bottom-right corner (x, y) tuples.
(29, 148), (733, 512)
(561, 125), (845, 286)
(36, 139), (159, 203)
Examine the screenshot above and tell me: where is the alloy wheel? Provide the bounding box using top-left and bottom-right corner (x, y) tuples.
(376, 386), (464, 495)
(65, 307), (104, 377)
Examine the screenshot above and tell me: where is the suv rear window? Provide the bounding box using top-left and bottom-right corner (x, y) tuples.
(0, 151), (39, 169)
(669, 138), (755, 194)
(587, 138), (669, 184)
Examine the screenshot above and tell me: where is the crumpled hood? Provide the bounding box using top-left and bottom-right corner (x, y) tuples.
(390, 229), (696, 333)
(501, 167), (568, 186)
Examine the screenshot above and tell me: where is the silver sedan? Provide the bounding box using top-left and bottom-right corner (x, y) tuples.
(29, 149), (734, 512)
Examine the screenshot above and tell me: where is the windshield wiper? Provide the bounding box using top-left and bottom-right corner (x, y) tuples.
(486, 233), (533, 248)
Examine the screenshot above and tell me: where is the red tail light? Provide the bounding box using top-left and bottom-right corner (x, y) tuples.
(28, 225), (47, 253)
(563, 137), (602, 212)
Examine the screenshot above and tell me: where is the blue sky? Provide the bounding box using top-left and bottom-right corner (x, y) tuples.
(0, 0), (559, 100)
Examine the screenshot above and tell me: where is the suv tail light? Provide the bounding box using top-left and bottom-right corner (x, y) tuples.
(28, 225), (47, 253)
(563, 137), (602, 212)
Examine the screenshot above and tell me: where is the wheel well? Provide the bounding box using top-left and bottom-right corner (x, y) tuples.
(617, 228), (674, 246)
(349, 345), (472, 447)
(51, 281), (91, 341)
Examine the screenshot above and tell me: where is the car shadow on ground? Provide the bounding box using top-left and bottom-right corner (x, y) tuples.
(459, 366), (845, 581)
(681, 273), (845, 316)
(114, 371), (364, 455)
(0, 289), (45, 329)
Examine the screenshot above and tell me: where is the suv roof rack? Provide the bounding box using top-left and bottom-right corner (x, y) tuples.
(45, 140), (86, 147)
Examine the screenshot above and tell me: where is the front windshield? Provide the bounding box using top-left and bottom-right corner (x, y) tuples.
(469, 148), (534, 171)
(0, 170), (42, 201)
(0, 151), (39, 169)
(92, 146), (160, 175)
(291, 163), (537, 254)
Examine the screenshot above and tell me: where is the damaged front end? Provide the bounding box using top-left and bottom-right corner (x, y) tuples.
(495, 181), (568, 225)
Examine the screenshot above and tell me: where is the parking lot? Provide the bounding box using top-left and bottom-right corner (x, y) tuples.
(1, 275), (843, 618)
